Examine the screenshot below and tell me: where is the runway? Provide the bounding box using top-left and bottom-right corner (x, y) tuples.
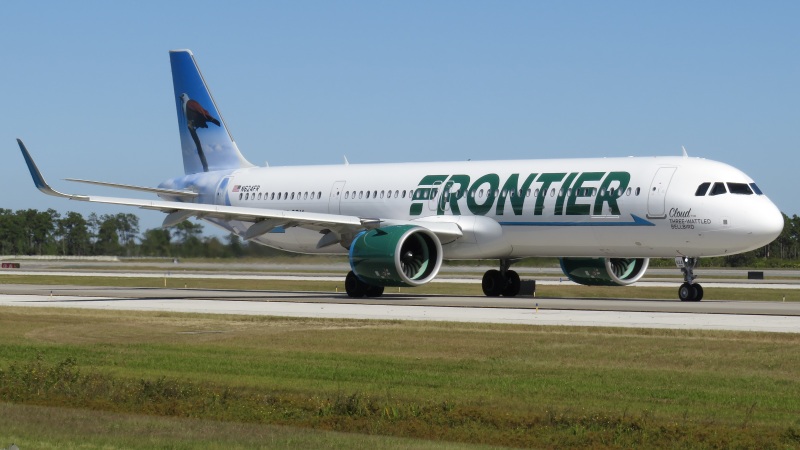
(1, 284), (799, 333)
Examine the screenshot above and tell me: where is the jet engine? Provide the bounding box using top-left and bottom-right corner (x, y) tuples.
(559, 257), (649, 286)
(349, 225), (443, 287)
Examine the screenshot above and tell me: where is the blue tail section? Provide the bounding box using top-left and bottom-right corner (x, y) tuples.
(170, 50), (253, 175)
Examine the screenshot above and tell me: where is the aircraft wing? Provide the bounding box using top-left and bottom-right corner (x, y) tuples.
(17, 139), (463, 246)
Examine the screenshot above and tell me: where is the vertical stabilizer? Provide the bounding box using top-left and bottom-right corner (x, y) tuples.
(170, 50), (253, 175)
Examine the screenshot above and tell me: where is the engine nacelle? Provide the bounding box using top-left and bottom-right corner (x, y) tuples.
(349, 225), (443, 287)
(559, 257), (650, 286)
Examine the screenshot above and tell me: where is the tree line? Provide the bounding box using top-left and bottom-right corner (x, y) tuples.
(0, 209), (278, 259)
(1, 208), (799, 267)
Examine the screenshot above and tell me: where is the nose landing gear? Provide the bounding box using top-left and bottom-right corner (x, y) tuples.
(676, 257), (703, 301)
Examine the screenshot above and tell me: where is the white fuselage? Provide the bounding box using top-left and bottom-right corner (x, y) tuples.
(160, 155), (784, 260)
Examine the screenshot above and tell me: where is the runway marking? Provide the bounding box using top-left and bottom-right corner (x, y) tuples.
(1, 293), (798, 334)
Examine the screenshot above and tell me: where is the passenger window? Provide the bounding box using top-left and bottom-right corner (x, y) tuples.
(727, 183), (753, 195)
(709, 182), (727, 196)
(381, 191), (385, 198)
(395, 190), (399, 198)
(345, 192), (349, 199)
(695, 182), (710, 196)
(635, 188), (640, 196)
(366, 191), (370, 199)
(359, 191), (363, 199)
(750, 183), (763, 195)
(626, 187), (631, 196)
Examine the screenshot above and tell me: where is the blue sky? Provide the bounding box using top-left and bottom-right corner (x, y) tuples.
(3, 1), (798, 236)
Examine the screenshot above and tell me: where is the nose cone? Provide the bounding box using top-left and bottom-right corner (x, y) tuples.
(755, 199), (784, 245)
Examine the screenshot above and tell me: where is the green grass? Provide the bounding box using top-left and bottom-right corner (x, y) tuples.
(0, 307), (799, 448)
(0, 403), (506, 450)
(1, 273), (799, 301)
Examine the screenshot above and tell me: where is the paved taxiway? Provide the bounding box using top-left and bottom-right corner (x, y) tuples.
(1, 284), (798, 333)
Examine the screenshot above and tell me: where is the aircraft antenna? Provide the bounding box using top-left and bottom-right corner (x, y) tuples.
(681, 146), (689, 158)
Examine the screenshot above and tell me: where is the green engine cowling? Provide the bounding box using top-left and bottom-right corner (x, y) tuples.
(349, 225), (443, 287)
(559, 257), (650, 286)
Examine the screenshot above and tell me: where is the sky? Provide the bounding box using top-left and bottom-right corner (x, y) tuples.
(2, 1), (798, 236)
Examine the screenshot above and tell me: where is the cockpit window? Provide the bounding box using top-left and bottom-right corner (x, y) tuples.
(709, 182), (727, 196)
(750, 183), (763, 195)
(727, 183), (753, 195)
(695, 182), (710, 196)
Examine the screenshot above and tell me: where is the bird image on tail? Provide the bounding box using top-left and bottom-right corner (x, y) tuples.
(180, 92), (220, 172)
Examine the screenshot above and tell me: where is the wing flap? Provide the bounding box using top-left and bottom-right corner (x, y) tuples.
(65, 178), (198, 198)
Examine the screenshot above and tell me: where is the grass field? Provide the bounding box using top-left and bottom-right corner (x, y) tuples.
(1, 273), (799, 302)
(0, 307), (799, 449)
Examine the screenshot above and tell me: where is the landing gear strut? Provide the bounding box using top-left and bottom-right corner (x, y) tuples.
(675, 257), (703, 302)
(482, 259), (521, 297)
(345, 271), (384, 298)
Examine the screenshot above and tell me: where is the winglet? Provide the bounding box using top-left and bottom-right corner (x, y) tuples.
(16, 139), (87, 200)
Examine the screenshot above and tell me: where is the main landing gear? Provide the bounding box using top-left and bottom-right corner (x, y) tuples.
(344, 271), (384, 298)
(676, 257), (703, 302)
(482, 259), (521, 297)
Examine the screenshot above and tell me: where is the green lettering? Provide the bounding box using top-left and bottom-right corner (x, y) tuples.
(566, 172), (604, 215)
(496, 173), (537, 216)
(467, 173), (499, 216)
(554, 173), (577, 215)
(594, 171), (630, 215)
(534, 173), (565, 216)
(439, 174), (470, 215)
(410, 174), (448, 215)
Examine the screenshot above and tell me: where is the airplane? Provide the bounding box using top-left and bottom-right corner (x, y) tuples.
(17, 49), (784, 302)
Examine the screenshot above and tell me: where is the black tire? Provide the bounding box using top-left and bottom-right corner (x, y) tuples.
(345, 271), (366, 298)
(502, 270), (521, 297)
(693, 284), (704, 301)
(678, 282), (696, 302)
(365, 285), (385, 297)
(482, 269), (504, 297)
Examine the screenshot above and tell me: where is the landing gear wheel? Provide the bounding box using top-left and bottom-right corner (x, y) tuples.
(693, 284), (703, 301)
(678, 283), (694, 302)
(345, 271), (366, 298)
(678, 282), (703, 301)
(482, 269), (504, 297)
(365, 285), (385, 298)
(502, 270), (521, 297)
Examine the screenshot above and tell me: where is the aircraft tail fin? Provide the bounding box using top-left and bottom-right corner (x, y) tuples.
(170, 50), (254, 175)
